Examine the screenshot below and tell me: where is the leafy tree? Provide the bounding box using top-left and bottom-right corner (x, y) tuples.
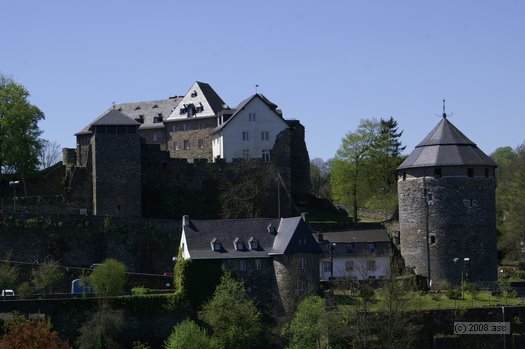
(199, 272), (262, 349)
(0, 75), (45, 196)
(331, 119), (380, 222)
(76, 304), (124, 349)
(88, 258), (127, 296)
(282, 296), (340, 349)
(0, 318), (69, 349)
(164, 319), (216, 349)
(31, 259), (63, 296)
(0, 260), (18, 299)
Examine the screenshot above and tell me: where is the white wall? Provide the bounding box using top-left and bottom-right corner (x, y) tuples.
(166, 82), (218, 121)
(319, 256), (391, 281)
(213, 96), (288, 162)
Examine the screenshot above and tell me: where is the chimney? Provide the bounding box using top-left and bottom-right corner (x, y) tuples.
(301, 212), (309, 223)
(182, 215), (190, 227)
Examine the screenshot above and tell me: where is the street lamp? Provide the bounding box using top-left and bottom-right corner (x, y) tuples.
(453, 257), (470, 299)
(329, 243), (337, 280)
(8, 181), (19, 214)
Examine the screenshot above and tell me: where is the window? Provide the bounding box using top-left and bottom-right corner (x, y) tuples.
(242, 131), (249, 141)
(345, 260), (354, 271)
(468, 168), (474, 177)
(211, 239), (222, 252)
(346, 243), (354, 253)
(239, 259), (246, 271)
(434, 168), (442, 178)
(249, 112), (256, 121)
(184, 140), (190, 150)
(261, 131), (269, 141)
(243, 149), (250, 159)
(367, 243), (376, 253)
(152, 133), (158, 142)
(191, 90), (198, 97)
(249, 238), (259, 250)
(300, 257), (306, 270)
(174, 141), (179, 151)
(402, 172), (406, 181)
(485, 168), (489, 178)
(427, 192), (434, 204)
(323, 261), (331, 273)
(255, 259), (262, 270)
(234, 238), (244, 251)
(430, 234), (436, 245)
(262, 149), (271, 162)
(153, 114), (163, 123)
(198, 139), (204, 149)
(367, 260), (376, 271)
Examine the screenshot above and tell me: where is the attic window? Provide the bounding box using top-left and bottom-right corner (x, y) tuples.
(117, 107), (122, 111)
(248, 237), (259, 250)
(191, 90), (198, 97)
(152, 104), (158, 109)
(153, 114), (163, 123)
(135, 106), (141, 110)
(195, 103), (204, 113)
(233, 237), (244, 251)
(267, 223), (277, 235)
(135, 115), (144, 124)
(180, 107), (187, 115)
(211, 238), (222, 252)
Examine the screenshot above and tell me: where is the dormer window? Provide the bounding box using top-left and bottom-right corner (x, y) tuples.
(195, 103), (204, 113)
(152, 104), (158, 109)
(135, 106), (141, 110)
(211, 238), (222, 252)
(191, 90), (198, 97)
(233, 237), (244, 251)
(267, 223), (277, 235)
(153, 114), (163, 123)
(135, 115), (144, 124)
(180, 106), (187, 115)
(248, 237), (259, 250)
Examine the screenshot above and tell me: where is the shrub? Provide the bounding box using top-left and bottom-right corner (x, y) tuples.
(0, 318), (69, 349)
(446, 288), (461, 300)
(89, 258), (127, 296)
(132, 286), (150, 296)
(17, 282), (34, 299)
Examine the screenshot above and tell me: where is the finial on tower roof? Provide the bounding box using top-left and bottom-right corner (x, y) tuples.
(255, 84), (259, 94)
(442, 99), (447, 119)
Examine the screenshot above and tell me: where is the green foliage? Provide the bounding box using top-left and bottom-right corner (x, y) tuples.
(0, 75), (45, 192)
(174, 248), (187, 294)
(282, 296), (337, 349)
(310, 158), (331, 199)
(199, 272), (262, 349)
(76, 304), (124, 349)
(88, 258), (127, 296)
(16, 281), (34, 299)
(164, 319), (216, 349)
(1, 311), (27, 332)
(0, 260), (18, 299)
(445, 288), (461, 300)
(102, 216), (116, 234)
(131, 286), (150, 296)
(132, 341), (151, 349)
(175, 255), (222, 306)
(31, 259), (63, 296)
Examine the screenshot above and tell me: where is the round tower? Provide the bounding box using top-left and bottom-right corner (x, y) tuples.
(397, 112), (497, 285)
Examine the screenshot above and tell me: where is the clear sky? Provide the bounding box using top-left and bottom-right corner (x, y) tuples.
(1, 0), (524, 161)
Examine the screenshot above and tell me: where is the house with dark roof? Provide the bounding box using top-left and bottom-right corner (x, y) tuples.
(397, 112), (497, 285)
(315, 230), (392, 281)
(211, 93), (289, 162)
(180, 214), (322, 314)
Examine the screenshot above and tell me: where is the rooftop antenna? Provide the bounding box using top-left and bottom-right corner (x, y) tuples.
(255, 84), (259, 94)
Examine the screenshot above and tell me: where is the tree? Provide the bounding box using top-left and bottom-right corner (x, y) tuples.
(0, 75), (45, 196)
(88, 259), (127, 296)
(31, 260), (63, 296)
(76, 304), (124, 349)
(331, 119), (380, 222)
(0, 260), (18, 299)
(0, 318), (70, 349)
(164, 319), (216, 349)
(310, 158), (331, 199)
(281, 296), (340, 349)
(199, 272), (262, 349)
(38, 140), (61, 170)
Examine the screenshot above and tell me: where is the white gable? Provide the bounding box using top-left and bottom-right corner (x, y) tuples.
(166, 82), (218, 120)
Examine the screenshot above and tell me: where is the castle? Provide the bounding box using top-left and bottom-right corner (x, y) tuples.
(397, 111), (497, 285)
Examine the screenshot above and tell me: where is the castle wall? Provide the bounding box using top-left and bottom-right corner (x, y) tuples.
(92, 133), (142, 216)
(398, 166), (497, 284)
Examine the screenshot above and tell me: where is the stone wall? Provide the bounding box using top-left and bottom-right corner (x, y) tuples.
(398, 166), (497, 284)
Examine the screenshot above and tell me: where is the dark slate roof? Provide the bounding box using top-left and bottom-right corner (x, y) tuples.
(318, 229), (391, 244)
(212, 93), (282, 134)
(183, 216), (321, 260)
(398, 117), (497, 170)
(112, 98), (182, 130)
(271, 216), (323, 255)
(197, 81), (228, 115)
(76, 109), (140, 135)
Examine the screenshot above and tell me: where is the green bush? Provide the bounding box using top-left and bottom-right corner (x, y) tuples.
(131, 286), (150, 296)
(446, 288), (461, 300)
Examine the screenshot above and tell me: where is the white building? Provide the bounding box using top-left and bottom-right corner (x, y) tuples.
(212, 94), (289, 162)
(316, 230), (392, 281)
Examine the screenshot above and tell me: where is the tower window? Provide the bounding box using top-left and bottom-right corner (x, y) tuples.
(402, 172), (406, 181)
(430, 234), (436, 245)
(484, 168), (489, 178)
(434, 168), (442, 178)
(468, 168), (474, 177)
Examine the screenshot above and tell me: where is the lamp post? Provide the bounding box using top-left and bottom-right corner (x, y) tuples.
(453, 257), (469, 299)
(8, 181), (19, 214)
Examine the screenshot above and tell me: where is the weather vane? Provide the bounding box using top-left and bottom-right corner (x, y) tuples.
(255, 84), (259, 94)
(442, 99), (447, 119)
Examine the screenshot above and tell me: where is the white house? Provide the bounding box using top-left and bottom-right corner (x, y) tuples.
(211, 94), (289, 162)
(316, 230), (392, 281)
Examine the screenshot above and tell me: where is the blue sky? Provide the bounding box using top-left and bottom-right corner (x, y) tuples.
(1, 0), (524, 161)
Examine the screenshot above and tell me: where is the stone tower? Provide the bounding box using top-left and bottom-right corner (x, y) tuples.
(89, 109), (142, 216)
(397, 113), (497, 285)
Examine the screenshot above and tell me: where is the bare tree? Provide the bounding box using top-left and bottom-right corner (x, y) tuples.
(38, 140), (61, 170)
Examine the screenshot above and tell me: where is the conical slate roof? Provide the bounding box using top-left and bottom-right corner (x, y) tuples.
(398, 116), (496, 170)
